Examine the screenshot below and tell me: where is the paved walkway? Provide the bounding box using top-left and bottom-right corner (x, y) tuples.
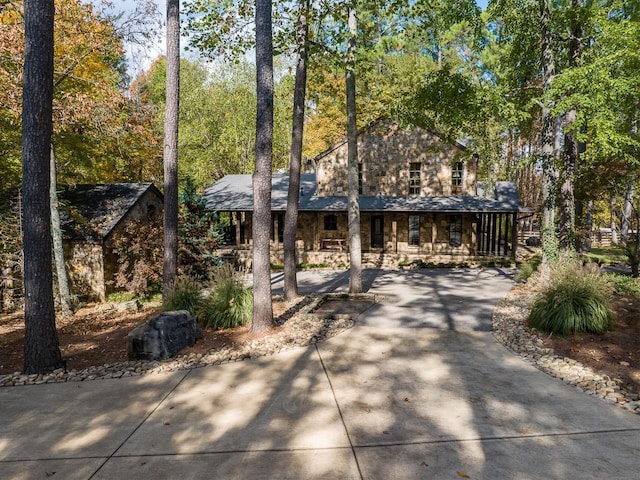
(1, 269), (639, 479)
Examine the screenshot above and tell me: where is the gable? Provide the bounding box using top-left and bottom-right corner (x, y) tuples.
(60, 183), (163, 241)
(312, 119), (474, 197)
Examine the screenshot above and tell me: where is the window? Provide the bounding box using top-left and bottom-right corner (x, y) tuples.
(409, 162), (421, 195)
(324, 214), (337, 231)
(449, 215), (462, 247)
(358, 163), (363, 195)
(452, 161), (463, 194)
(408, 215), (420, 246)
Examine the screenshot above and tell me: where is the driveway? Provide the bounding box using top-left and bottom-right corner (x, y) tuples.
(270, 267), (515, 331)
(1, 268), (639, 479)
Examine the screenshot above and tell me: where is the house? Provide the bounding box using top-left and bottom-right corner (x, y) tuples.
(60, 183), (163, 301)
(203, 120), (529, 269)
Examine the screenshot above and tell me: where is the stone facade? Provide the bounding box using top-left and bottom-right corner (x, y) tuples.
(214, 121), (519, 269)
(63, 186), (164, 302)
(316, 121), (476, 197)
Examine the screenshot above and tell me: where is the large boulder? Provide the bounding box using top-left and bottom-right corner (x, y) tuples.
(128, 310), (202, 361)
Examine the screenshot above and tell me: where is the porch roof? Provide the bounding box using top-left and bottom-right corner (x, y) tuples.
(203, 174), (529, 214)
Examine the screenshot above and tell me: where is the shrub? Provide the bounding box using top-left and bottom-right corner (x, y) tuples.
(110, 218), (163, 297)
(162, 277), (203, 316)
(515, 254), (542, 282)
(528, 258), (614, 335)
(604, 273), (640, 297)
(197, 266), (252, 330)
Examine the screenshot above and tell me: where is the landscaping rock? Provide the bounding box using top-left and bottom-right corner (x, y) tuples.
(128, 310), (201, 361)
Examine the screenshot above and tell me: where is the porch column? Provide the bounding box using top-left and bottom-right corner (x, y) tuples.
(471, 216), (477, 255)
(234, 212), (241, 246)
(274, 214), (279, 249)
(511, 212), (518, 261)
(431, 216), (437, 253)
(392, 219), (397, 253)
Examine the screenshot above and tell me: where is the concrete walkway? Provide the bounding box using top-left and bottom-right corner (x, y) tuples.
(1, 269), (639, 479)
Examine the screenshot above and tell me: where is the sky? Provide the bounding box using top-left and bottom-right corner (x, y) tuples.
(115, 0), (491, 80)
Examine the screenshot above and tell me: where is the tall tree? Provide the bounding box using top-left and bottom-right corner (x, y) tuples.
(21, 0), (64, 373)
(50, 147), (72, 317)
(539, 0), (559, 262)
(163, 0), (180, 297)
(252, 0), (275, 332)
(283, 0), (310, 300)
(346, 2), (362, 293)
(558, 0), (584, 249)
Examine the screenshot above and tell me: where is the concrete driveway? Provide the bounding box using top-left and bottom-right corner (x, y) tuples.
(1, 268), (639, 479)
(271, 267), (514, 330)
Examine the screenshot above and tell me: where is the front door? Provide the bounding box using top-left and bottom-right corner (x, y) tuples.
(371, 215), (384, 249)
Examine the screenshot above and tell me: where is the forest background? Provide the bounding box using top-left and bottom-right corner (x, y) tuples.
(1, 0), (639, 362)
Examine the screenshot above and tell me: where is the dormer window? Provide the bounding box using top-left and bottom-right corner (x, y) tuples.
(452, 161), (463, 195)
(409, 162), (421, 195)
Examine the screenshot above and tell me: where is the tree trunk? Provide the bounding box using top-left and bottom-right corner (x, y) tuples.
(558, 0), (582, 250)
(50, 145), (72, 317)
(346, 2), (362, 294)
(539, 0), (558, 263)
(22, 0), (64, 374)
(283, 0), (309, 301)
(252, 0), (274, 332)
(584, 199), (594, 251)
(621, 176), (635, 246)
(163, 0), (180, 298)
(610, 194), (619, 245)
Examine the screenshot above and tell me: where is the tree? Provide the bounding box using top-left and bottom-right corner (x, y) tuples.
(283, 0), (310, 300)
(163, 0), (180, 297)
(345, 2), (362, 293)
(21, 0), (64, 374)
(251, 0), (275, 332)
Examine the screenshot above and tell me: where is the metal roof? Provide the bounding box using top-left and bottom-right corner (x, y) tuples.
(203, 174), (529, 214)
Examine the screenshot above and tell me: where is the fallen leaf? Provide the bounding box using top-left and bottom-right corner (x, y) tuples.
(45, 472), (56, 477)
(421, 461), (429, 468)
(457, 471), (470, 478)
(163, 421), (171, 426)
(404, 397), (410, 402)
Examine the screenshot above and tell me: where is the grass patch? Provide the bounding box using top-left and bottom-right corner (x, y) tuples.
(106, 291), (137, 303)
(297, 262), (330, 270)
(582, 246), (627, 265)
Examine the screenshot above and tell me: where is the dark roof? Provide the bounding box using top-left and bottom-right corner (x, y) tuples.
(60, 183), (163, 240)
(203, 174), (528, 214)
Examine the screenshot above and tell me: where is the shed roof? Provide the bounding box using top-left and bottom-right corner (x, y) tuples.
(60, 183), (163, 241)
(203, 174), (529, 214)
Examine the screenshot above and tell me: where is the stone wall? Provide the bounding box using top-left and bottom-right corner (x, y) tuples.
(64, 241), (105, 301)
(63, 189), (164, 302)
(316, 121), (476, 197)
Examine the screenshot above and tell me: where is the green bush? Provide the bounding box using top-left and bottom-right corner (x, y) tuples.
(528, 258), (614, 335)
(515, 254), (542, 282)
(197, 266), (252, 330)
(162, 277), (203, 316)
(604, 273), (640, 297)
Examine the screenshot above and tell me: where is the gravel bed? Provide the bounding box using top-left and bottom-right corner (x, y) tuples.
(0, 295), (360, 388)
(492, 288), (640, 415)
